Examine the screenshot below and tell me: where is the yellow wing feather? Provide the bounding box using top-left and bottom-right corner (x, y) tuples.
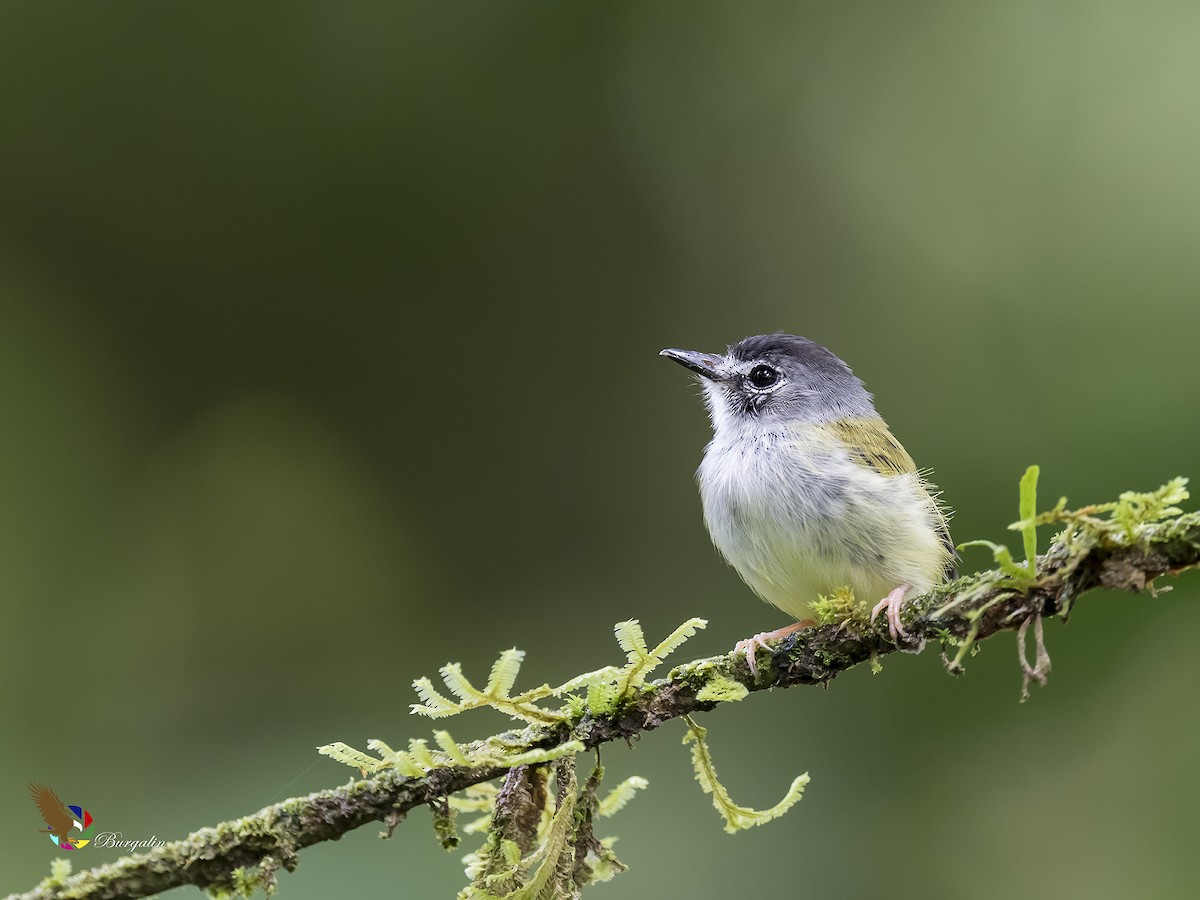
(826, 417), (957, 580)
(825, 417), (918, 478)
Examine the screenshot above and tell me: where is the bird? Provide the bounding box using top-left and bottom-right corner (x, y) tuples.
(661, 332), (955, 675)
(29, 783), (83, 847)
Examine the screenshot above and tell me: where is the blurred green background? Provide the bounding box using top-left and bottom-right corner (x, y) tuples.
(3, 2), (1199, 897)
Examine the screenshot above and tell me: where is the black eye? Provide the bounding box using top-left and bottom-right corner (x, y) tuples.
(747, 364), (779, 389)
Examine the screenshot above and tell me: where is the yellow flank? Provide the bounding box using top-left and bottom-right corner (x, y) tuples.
(698, 417), (955, 623)
(823, 417), (918, 478)
(822, 416), (957, 583)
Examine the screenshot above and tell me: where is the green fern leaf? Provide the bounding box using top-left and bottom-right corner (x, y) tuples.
(449, 784), (499, 813)
(461, 813), (494, 835)
(407, 738), (436, 770)
(411, 676), (463, 716)
(613, 619), (647, 660)
(682, 715), (808, 833)
(391, 751), (427, 778)
(587, 836), (626, 883)
(647, 617), (707, 664)
(434, 730), (471, 765)
(485, 649), (525, 699)
(366, 738), (398, 758)
(507, 765), (577, 900)
(440, 663), (487, 703)
(316, 742), (387, 774)
(586, 678), (619, 715)
(597, 777), (649, 818)
(552, 665), (621, 695)
(489, 740), (584, 768)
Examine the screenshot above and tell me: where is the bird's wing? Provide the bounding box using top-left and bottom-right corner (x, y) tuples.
(825, 417), (918, 478)
(828, 417), (959, 581)
(29, 783), (74, 836)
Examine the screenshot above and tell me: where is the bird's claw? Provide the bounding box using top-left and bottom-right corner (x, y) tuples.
(870, 584), (911, 642)
(734, 633), (773, 678)
(733, 621), (812, 678)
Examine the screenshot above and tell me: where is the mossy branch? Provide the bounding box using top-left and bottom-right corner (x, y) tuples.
(9, 477), (1200, 900)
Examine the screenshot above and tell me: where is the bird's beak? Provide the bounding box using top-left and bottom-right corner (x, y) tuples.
(660, 348), (726, 381)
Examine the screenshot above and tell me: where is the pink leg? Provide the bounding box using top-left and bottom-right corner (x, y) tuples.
(734, 621), (814, 677)
(870, 584), (911, 641)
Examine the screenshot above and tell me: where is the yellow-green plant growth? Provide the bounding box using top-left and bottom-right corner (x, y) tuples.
(319, 618), (810, 897)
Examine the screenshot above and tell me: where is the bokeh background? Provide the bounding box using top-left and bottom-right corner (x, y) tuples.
(3, 2), (1199, 897)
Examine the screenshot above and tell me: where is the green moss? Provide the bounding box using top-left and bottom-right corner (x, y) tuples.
(810, 586), (865, 626)
(696, 675), (749, 703)
(430, 798), (459, 850)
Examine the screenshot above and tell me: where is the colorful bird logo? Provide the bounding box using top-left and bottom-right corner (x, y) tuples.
(28, 783), (94, 850)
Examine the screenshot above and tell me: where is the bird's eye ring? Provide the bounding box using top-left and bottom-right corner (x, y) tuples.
(747, 364), (780, 390)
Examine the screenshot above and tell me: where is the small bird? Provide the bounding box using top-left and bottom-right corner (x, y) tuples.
(661, 333), (955, 675)
(29, 783), (82, 846)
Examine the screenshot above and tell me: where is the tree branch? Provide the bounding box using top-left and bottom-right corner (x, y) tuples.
(10, 513), (1199, 900)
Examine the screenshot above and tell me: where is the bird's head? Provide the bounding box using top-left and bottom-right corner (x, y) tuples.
(660, 332), (877, 435)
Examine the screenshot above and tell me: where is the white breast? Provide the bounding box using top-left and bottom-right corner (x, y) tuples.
(697, 425), (945, 621)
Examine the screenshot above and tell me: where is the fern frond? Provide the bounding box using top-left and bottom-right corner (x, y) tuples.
(411, 654), (564, 726)
(682, 715), (808, 833)
(481, 740), (584, 768)
(508, 686), (559, 715)
(316, 742), (387, 774)
(407, 738), (436, 770)
(551, 665), (621, 695)
(508, 765), (577, 900)
(1111, 477), (1190, 536)
(440, 663), (487, 703)
(484, 649), (525, 698)
(366, 738), (398, 758)
(587, 836), (626, 883)
(448, 784), (499, 814)
(434, 730), (471, 766)
(613, 619), (647, 660)
(473, 835), (524, 893)
(507, 683), (554, 706)
(597, 777), (649, 818)
(449, 787), (499, 836)
(391, 752), (427, 778)
(411, 676), (463, 717)
(461, 813), (494, 835)
(616, 617), (708, 696)
(586, 678), (620, 715)
(647, 617), (707, 665)
(487, 698), (563, 726)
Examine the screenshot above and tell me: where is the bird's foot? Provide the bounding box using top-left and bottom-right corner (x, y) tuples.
(734, 621), (813, 678)
(870, 584), (911, 642)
